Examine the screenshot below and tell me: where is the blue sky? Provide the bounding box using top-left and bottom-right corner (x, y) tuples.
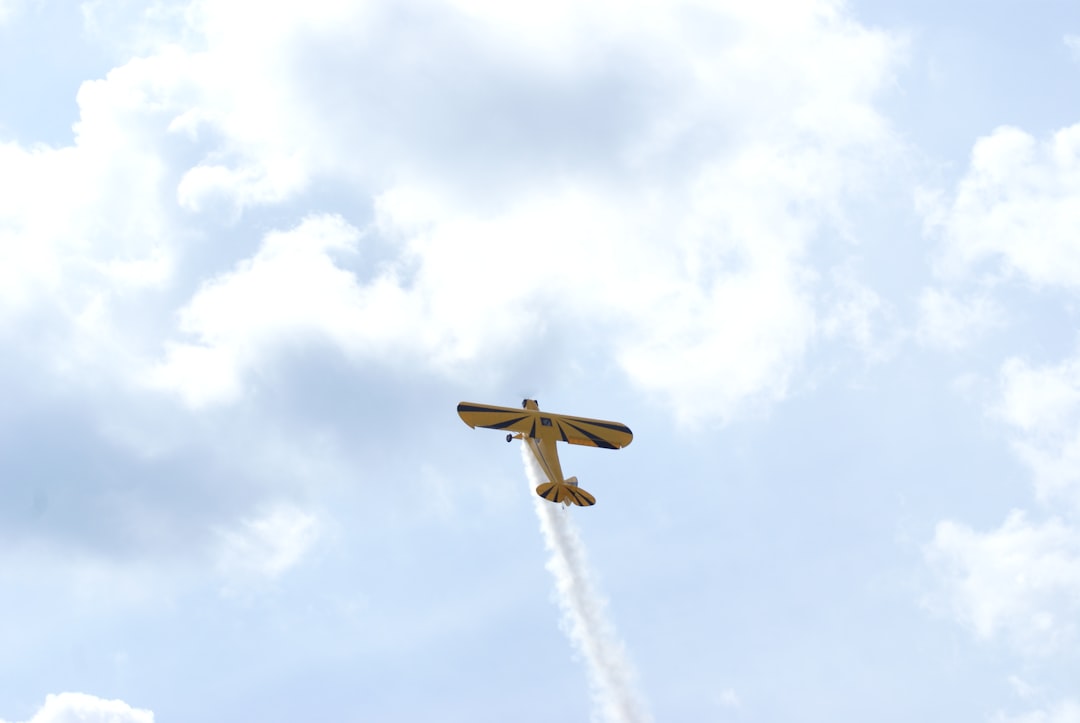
(2, 1), (1080, 721)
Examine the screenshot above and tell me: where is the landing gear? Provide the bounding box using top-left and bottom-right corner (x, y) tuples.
(506, 433), (513, 443)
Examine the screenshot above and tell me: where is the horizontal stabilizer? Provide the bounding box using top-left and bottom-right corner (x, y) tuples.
(535, 481), (596, 507)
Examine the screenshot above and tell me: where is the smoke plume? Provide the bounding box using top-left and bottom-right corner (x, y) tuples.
(521, 444), (652, 723)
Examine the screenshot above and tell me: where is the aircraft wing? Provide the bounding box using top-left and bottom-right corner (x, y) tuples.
(457, 402), (633, 449)
(457, 402), (539, 435)
(548, 413), (633, 449)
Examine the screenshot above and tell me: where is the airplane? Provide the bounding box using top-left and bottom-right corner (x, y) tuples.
(457, 399), (633, 507)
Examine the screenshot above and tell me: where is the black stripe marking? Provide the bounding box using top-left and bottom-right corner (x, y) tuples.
(565, 421), (618, 449)
(564, 417), (632, 434)
(484, 416), (527, 429)
(576, 488), (596, 506)
(457, 404), (515, 413)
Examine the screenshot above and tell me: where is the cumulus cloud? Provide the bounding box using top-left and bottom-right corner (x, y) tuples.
(118, 0), (904, 421)
(927, 350), (1080, 654)
(0, 50), (188, 302)
(925, 511), (1080, 654)
(0, 48), (193, 404)
(146, 214), (370, 407)
(997, 352), (1080, 510)
(918, 113), (1080, 667)
(0, 0), (906, 583)
(0, 692), (153, 723)
(925, 124), (1080, 287)
(153, 173), (829, 420)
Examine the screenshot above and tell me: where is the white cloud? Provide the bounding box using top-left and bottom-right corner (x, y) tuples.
(920, 126), (1080, 653)
(926, 348), (1080, 656)
(146, 213), (369, 407)
(916, 288), (1004, 350)
(0, 693), (153, 723)
(926, 511), (1080, 654)
(215, 502), (321, 581)
(151, 176), (811, 419)
(107, 0), (902, 422)
(997, 353), (1080, 510)
(172, 0), (900, 187)
(154, 174), (816, 421)
(927, 350), (1080, 654)
(994, 700), (1080, 723)
(0, 47), (188, 376)
(998, 355), (1080, 436)
(3, 0), (903, 429)
(926, 124), (1080, 287)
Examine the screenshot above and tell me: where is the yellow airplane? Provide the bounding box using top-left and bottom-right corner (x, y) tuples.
(457, 399), (633, 506)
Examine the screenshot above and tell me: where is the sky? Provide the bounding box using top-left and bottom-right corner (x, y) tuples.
(1, 0), (1080, 721)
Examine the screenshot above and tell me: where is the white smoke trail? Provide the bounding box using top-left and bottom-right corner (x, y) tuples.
(521, 443), (652, 723)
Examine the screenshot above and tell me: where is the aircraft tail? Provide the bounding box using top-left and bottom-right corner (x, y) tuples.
(535, 477), (596, 507)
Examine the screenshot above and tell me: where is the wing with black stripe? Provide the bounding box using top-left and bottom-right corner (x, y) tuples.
(457, 402), (539, 435)
(549, 414), (633, 449)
